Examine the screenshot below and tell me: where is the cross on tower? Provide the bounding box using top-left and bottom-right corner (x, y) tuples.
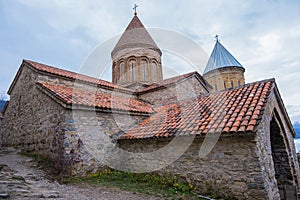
(133, 4), (138, 15)
(215, 34), (219, 42)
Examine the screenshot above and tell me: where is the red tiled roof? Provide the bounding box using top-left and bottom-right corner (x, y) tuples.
(120, 79), (274, 139)
(36, 82), (154, 114)
(135, 71), (201, 93)
(24, 60), (133, 93)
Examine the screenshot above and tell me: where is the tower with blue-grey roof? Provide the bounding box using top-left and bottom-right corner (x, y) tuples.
(203, 36), (245, 92)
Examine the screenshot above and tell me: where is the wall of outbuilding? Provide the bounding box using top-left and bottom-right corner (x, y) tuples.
(0, 64), (148, 175)
(118, 134), (268, 199)
(62, 109), (147, 175)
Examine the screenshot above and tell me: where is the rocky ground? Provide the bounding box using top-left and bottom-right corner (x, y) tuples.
(0, 146), (162, 200)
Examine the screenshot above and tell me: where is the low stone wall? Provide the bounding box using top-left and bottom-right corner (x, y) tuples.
(118, 134), (266, 199)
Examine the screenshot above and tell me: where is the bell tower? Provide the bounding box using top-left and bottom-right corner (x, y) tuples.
(111, 9), (163, 88)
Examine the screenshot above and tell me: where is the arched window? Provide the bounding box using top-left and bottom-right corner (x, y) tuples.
(238, 80), (241, 86)
(113, 63), (117, 83)
(152, 62), (157, 82)
(223, 82), (226, 89)
(120, 62), (124, 81)
(130, 60), (135, 81)
(230, 81), (234, 88)
(142, 60), (147, 81)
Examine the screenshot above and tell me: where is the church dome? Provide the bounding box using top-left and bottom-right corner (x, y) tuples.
(111, 15), (161, 60)
(203, 38), (244, 74)
(111, 14), (163, 87)
(203, 37), (245, 92)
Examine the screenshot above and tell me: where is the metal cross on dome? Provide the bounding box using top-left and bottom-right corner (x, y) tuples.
(215, 34), (219, 42)
(133, 4), (138, 15)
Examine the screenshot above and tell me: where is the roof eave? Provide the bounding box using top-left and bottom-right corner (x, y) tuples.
(1, 101), (9, 116)
(272, 81), (296, 137)
(135, 71), (209, 95)
(7, 60), (26, 95)
(68, 104), (154, 116)
(203, 65), (245, 76)
(118, 131), (257, 141)
(36, 82), (154, 116)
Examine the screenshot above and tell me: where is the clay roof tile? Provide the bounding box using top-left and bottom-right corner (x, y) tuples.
(119, 79), (275, 139)
(37, 82), (154, 114)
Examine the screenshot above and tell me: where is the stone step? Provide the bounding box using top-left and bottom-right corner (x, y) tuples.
(0, 193), (10, 199)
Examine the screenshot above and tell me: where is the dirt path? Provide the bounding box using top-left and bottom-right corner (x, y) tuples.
(0, 146), (162, 200)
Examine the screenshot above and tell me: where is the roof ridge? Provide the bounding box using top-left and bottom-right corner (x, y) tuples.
(135, 71), (198, 93)
(151, 78), (276, 109)
(24, 59), (134, 93)
(206, 78), (275, 95)
(159, 71), (196, 83)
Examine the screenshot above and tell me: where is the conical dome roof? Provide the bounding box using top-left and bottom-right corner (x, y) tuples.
(203, 39), (243, 74)
(111, 15), (161, 58)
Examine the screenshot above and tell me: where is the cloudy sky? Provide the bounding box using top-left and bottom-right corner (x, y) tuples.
(0, 0), (300, 122)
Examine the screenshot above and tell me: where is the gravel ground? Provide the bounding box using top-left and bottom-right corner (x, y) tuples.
(0, 146), (163, 200)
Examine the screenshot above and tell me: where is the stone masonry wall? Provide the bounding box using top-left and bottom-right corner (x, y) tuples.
(0, 64), (148, 175)
(0, 66), (67, 171)
(61, 109), (147, 175)
(0, 114), (3, 126)
(118, 134), (267, 199)
(203, 67), (245, 92)
(138, 76), (208, 106)
(256, 90), (300, 199)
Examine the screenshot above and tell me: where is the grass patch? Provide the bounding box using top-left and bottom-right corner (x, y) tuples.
(19, 151), (55, 175)
(61, 168), (205, 200)
(20, 152), (53, 166)
(18, 153), (217, 199)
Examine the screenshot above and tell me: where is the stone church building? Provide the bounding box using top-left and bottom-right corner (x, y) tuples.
(1, 14), (300, 199)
